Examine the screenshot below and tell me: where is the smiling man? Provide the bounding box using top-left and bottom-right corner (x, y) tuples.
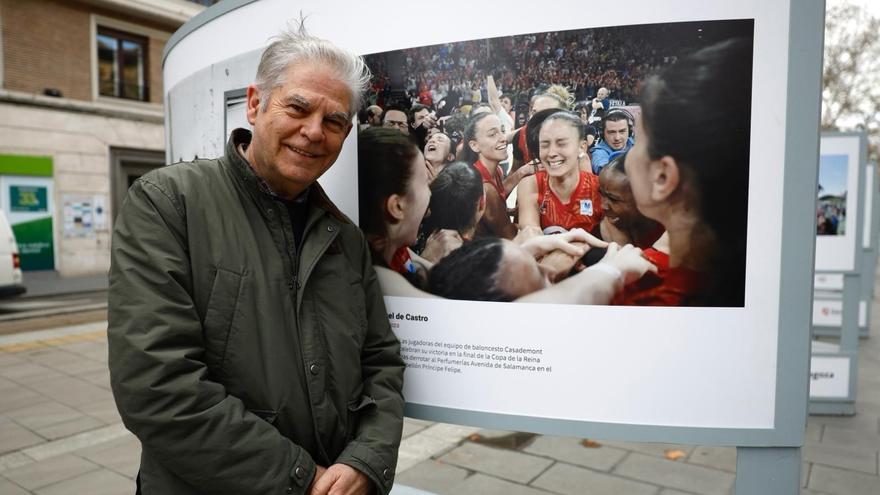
(590, 109), (635, 173)
(108, 24), (404, 495)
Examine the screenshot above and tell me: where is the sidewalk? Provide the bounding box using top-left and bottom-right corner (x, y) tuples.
(20, 271), (108, 299)
(0, 317), (878, 494)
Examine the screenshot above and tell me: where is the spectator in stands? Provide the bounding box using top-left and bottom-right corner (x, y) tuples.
(588, 87), (610, 124)
(365, 105), (383, 127)
(423, 132), (456, 180)
(591, 109), (635, 173)
(382, 108), (410, 135)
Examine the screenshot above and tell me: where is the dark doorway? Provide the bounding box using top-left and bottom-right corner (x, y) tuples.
(110, 148), (165, 223)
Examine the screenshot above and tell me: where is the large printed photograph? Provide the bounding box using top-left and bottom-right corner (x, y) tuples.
(817, 154), (848, 236)
(357, 20), (754, 307)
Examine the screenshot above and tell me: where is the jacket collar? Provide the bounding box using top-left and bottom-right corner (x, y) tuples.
(225, 128), (351, 224)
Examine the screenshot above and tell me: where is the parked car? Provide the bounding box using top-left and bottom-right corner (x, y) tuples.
(0, 211), (25, 298)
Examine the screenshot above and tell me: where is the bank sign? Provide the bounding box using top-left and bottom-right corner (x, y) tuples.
(0, 155), (55, 271)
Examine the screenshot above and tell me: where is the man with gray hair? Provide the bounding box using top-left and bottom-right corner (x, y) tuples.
(108, 24), (404, 495)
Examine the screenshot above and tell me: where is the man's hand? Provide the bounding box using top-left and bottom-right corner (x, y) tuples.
(309, 464), (371, 495)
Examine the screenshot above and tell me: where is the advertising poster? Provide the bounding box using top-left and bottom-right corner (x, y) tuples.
(62, 195), (96, 238)
(0, 175), (55, 271)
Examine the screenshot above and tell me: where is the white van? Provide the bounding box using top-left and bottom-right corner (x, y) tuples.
(0, 211), (25, 297)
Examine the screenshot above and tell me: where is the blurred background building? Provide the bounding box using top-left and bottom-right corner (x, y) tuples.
(0, 0), (218, 277)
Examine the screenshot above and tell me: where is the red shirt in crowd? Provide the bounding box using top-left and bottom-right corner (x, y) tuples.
(473, 159), (506, 199)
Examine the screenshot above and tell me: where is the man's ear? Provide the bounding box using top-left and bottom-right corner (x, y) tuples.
(385, 194), (406, 222)
(246, 85), (261, 125)
(649, 155), (680, 202)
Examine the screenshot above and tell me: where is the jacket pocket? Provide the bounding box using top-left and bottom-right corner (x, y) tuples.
(346, 395), (377, 441)
(202, 267), (244, 373)
(248, 408), (278, 425)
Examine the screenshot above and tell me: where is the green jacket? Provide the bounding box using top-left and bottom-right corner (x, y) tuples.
(108, 129), (405, 495)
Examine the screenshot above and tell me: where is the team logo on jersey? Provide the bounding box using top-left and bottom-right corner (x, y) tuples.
(580, 199), (593, 216)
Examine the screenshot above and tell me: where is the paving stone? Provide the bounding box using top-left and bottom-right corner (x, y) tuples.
(421, 423), (482, 442)
(657, 490), (693, 495)
(0, 386), (46, 414)
(74, 435), (140, 478)
(0, 362), (65, 385)
(402, 418), (430, 438)
(810, 413), (880, 434)
(0, 376), (18, 390)
(614, 453), (734, 495)
(54, 358), (108, 376)
(807, 464), (880, 495)
(2, 454), (99, 490)
(0, 353), (27, 368)
(820, 424), (880, 453)
(21, 349), (83, 370)
(402, 417), (433, 428)
(438, 443), (552, 484)
(73, 369), (111, 390)
(34, 415), (105, 441)
(532, 462), (658, 495)
(802, 441), (878, 474)
(474, 429), (516, 439)
(805, 422), (823, 442)
(397, 430), (460, 473)
(602, 441), (695, 459)
(34, 468), (133, 495)
(74, 399), (122, 425)
(447, 473), (556, 495)
(26, 376), (111, 408)
(686, 446), (736, 473)
(5, 401), (85, 431)
(0, 421), (45, 455)
(523, 435), (627, 472)
(395, 460), (469, 493)
(0, 478), (29, 495)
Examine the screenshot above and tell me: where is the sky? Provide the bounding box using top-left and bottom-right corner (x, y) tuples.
(828, 0), (880, 17)
(818, 154), (848, 197)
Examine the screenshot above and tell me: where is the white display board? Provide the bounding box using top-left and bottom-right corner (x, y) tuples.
(809, 356), (851, 399)
(815, 135), (863, 272)
(163, 0), (822, 440)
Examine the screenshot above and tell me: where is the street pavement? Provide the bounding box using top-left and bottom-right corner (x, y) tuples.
(0, 307), (878, 494)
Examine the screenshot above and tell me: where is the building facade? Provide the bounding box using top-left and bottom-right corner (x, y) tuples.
(0, 0), (211, 276)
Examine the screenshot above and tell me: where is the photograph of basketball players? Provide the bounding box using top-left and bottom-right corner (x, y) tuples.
(816, 154), (848, 236)
(358, 19), (754, 307)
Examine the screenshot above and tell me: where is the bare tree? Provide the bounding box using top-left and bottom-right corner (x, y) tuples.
(822, 1), (880, 162)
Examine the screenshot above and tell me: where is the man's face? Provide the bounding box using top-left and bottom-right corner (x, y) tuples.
(500, 96), (512, 113)
(367, 107), (382, 126)
(412, 108), (431, 129)
(597, 88), (609, 99)
(604, 119), (629, 151)
(383, 110), (409, 134)
(245, 62), (352, 199)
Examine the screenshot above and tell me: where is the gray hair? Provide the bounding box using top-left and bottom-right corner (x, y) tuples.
(255, 21), (370, 116)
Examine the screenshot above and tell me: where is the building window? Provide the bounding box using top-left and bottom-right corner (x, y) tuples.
(97, 27), (149, 101)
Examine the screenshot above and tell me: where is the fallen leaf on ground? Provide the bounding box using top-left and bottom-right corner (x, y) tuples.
(664, 449), (687, 461)
(580, 439), (601, 448)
